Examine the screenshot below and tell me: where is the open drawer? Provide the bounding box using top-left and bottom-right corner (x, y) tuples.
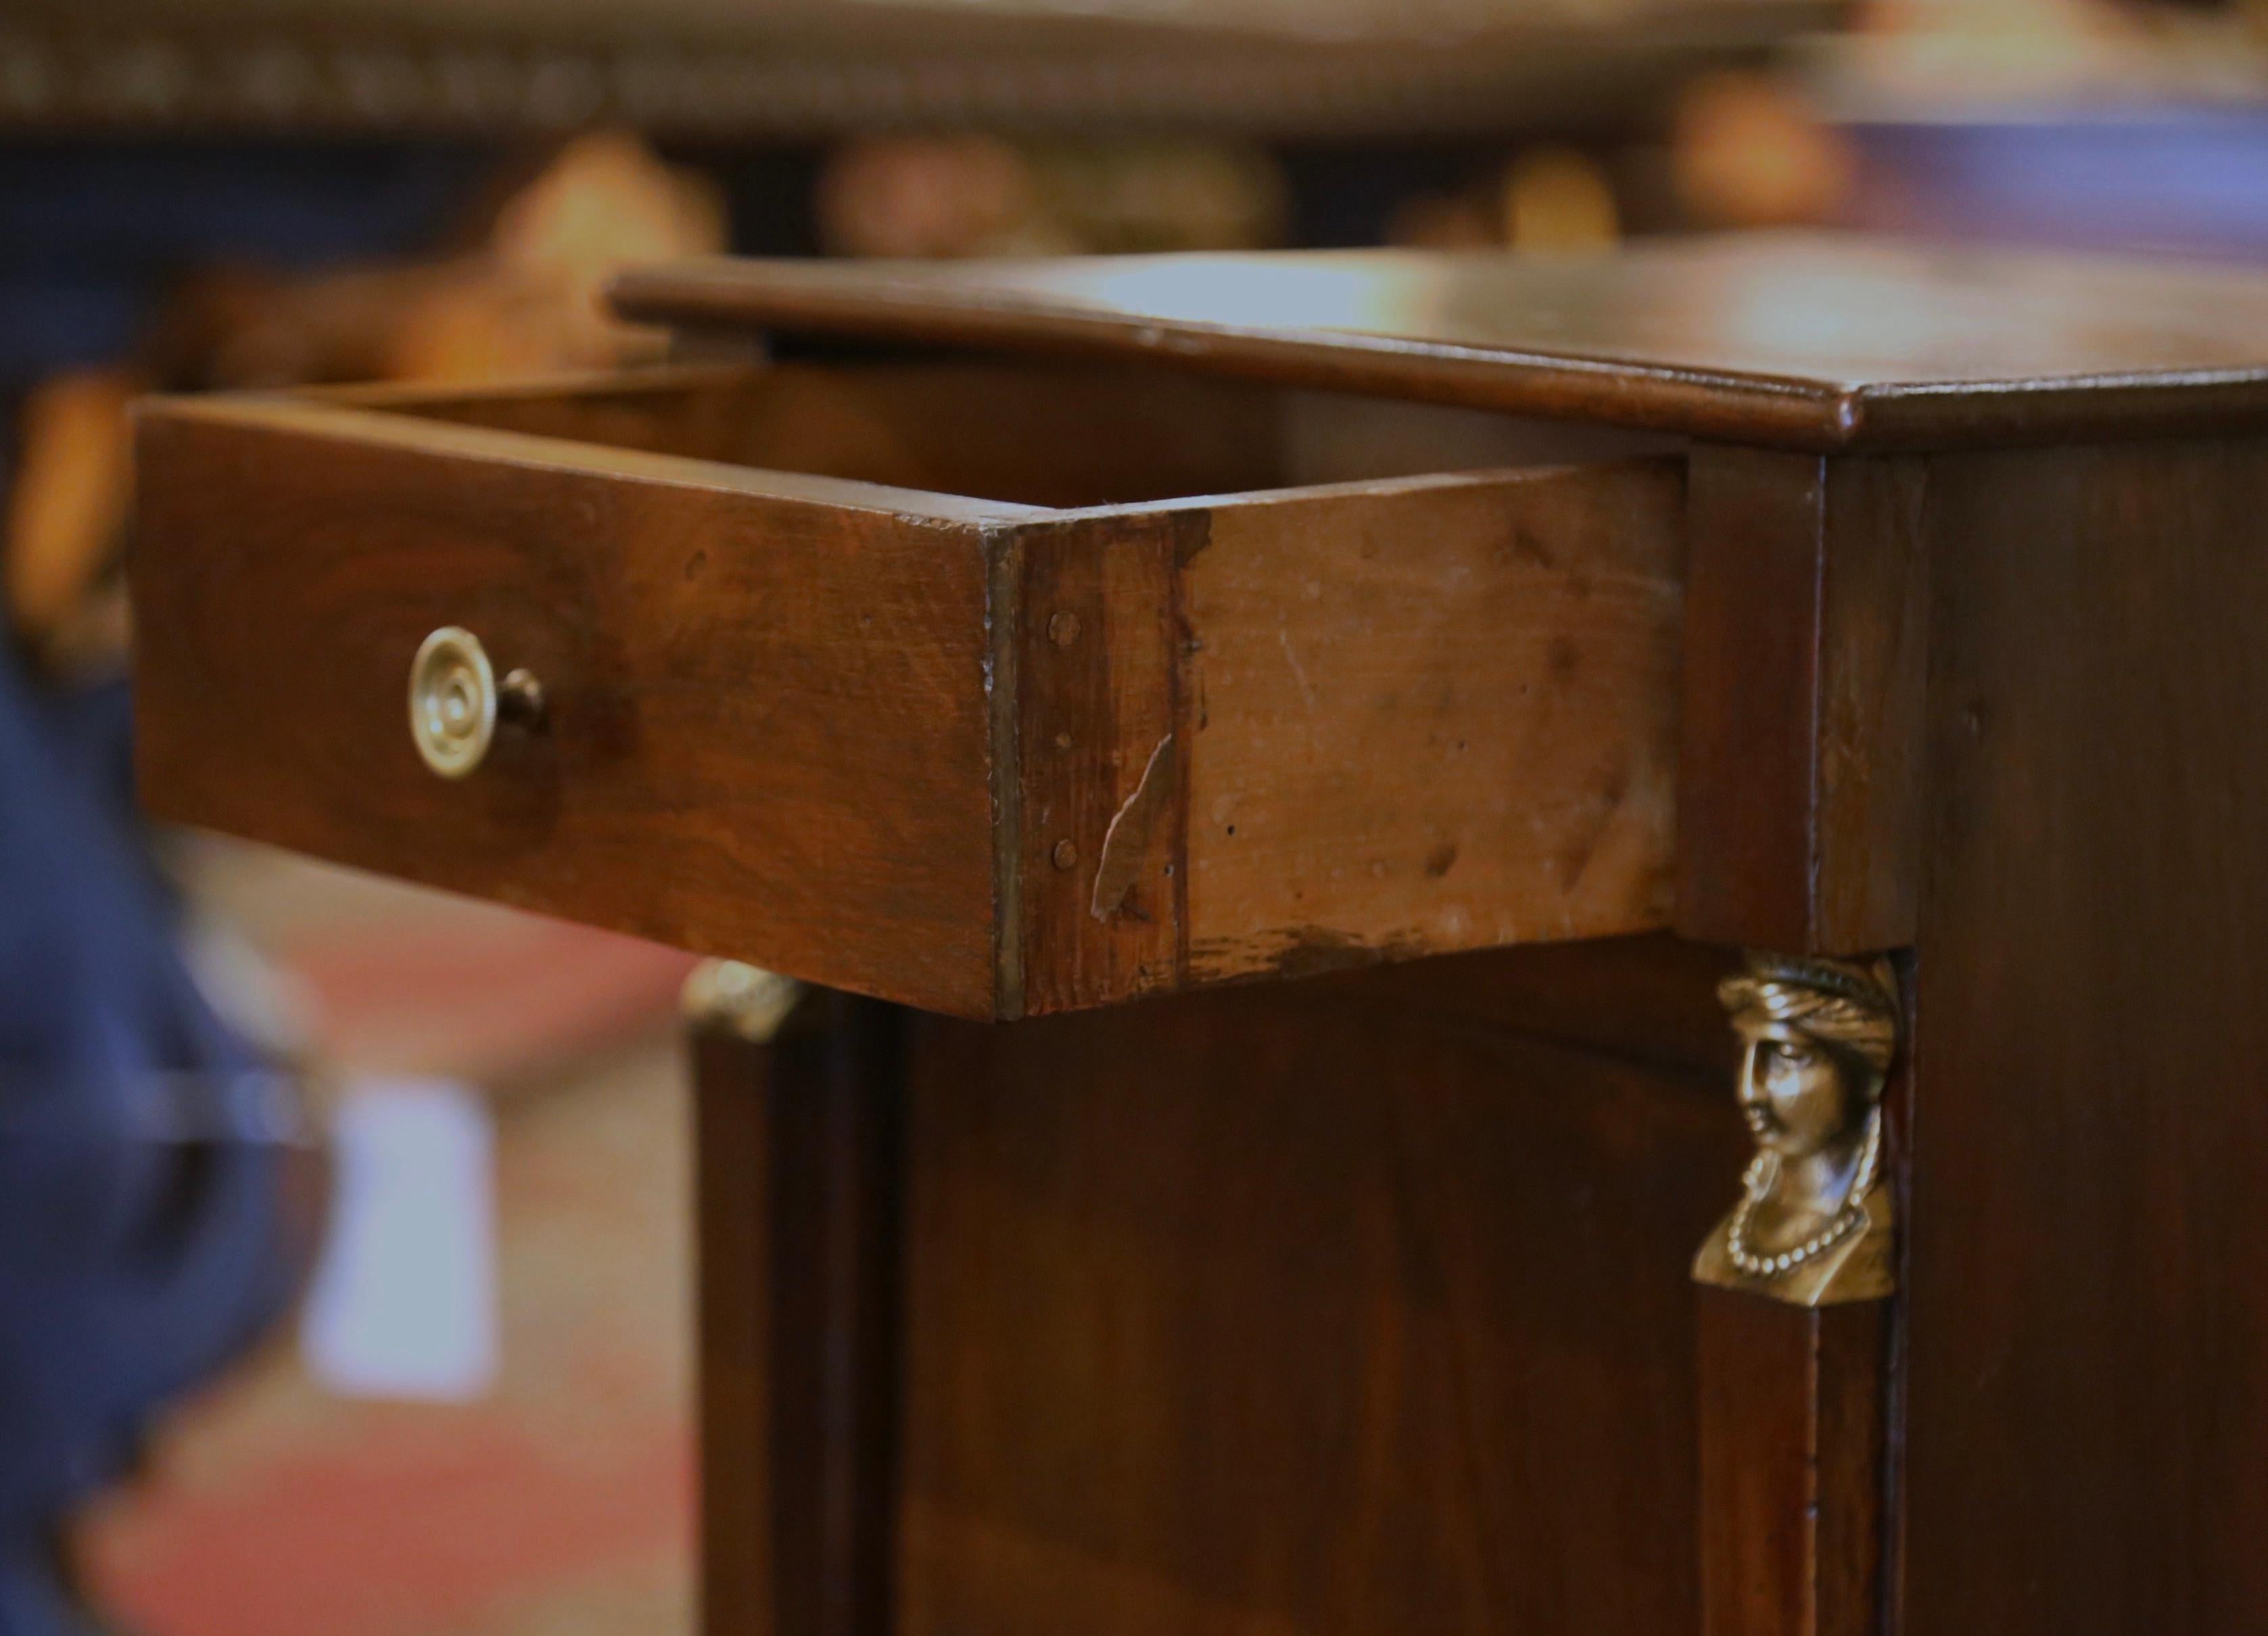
(133, 360), (1683, 1019)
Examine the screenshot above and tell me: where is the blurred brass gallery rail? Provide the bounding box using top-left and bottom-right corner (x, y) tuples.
(0, 11), (1823, 139)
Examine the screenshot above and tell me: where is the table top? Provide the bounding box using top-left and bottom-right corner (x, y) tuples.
(611, 233), (2268, 450)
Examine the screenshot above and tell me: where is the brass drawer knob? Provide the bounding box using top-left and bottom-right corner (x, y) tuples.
(408, 627), (544, 778)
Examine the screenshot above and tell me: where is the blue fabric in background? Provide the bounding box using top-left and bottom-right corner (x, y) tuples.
(0, 655), (301, 1636)
(0, 139), (495, 1636)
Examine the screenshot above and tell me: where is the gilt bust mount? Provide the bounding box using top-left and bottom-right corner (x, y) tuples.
(1693, 952), (1899, 1307)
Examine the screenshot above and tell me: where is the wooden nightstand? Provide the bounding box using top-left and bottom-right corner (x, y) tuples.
(131, 234), (2268, 1636)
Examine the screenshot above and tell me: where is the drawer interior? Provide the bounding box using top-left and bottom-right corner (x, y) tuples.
(354, 358), (1678, 511)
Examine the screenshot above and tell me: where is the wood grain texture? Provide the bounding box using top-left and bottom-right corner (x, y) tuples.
(692, 993), (906, 1636)
(1697, 1290), (1887, 1636)
(339, 360), (1672, 503)
(611, 237), (2268, 452)
(1676, 447), (1925, 953)
(1175, 461), (1684, 985)
(1813, 458), (1928, 950)
(136, 379), (1684, 1019)
(1905, 437), (2268, 1635)
(1003, 512), (1190, 1016)
(1309, 932), (1741, 1079)
(355, 360), (1288, 509)
(133, 396), (1011, 1017)
(897, 956), (1747, 1636)
(1675, 448), (1821, 949)
(692, 1023), (778, 1636)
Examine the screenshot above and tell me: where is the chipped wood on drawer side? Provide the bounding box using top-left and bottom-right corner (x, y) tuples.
(1182, 462), (1684, 983)
(1008, 461), (1684, 1012)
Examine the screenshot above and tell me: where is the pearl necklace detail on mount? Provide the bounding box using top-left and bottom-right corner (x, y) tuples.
(1725, 1108), (1883, 1280)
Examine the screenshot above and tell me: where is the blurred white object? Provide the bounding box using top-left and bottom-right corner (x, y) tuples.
(301, 1079), (498, 1403)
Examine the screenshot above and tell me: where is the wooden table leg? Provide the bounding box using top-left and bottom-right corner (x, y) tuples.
(688, 974), (906, 1636)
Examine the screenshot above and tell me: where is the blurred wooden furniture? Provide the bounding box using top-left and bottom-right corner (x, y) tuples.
(131, 234), (2268, 1636)
(3, 0), (1825, 139)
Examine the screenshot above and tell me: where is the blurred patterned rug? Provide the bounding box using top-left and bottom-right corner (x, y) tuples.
(82, 845), (698, 1636)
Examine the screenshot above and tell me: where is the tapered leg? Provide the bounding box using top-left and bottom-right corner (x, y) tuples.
(690, 976), (906, 1636)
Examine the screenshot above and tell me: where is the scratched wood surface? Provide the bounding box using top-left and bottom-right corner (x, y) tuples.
(1001, 511), (1191, 1016)
(998, 459), (1685, 1012)
(1173, 460), (1684, 987)
(135, 370), (1686, 1018)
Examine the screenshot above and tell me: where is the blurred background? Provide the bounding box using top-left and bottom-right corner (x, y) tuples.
(6, 0), (2268, 1631)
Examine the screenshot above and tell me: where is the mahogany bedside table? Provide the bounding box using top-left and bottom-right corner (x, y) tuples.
(130, 235), (2268, 1636)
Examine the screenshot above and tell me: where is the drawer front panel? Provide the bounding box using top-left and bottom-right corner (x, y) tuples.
(134, 399), (1008, 1016)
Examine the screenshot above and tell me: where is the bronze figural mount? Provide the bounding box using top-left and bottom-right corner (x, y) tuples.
(1694, 952), (1900, 1307)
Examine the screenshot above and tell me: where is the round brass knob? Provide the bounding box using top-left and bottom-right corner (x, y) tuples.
(410, 627), (544, 778)
(408, 626), (501, 779)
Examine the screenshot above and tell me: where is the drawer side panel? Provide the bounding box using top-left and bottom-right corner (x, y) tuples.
(1179, 461), (1685, 985)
